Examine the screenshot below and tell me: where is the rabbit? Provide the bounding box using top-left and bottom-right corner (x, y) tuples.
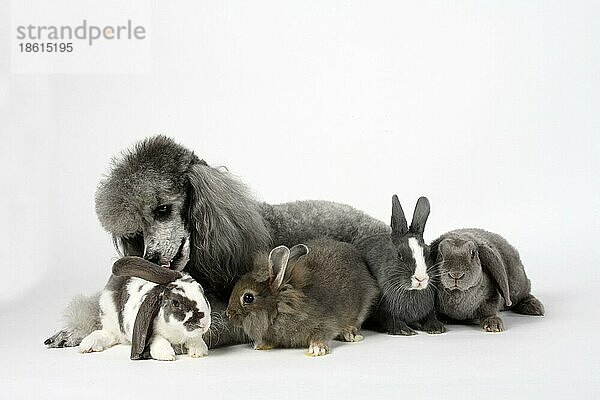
(225, 238), (380, 356)
(431, 228), (545, 332)
(78, 256), (211, 360)
(355, 195), (446, 336)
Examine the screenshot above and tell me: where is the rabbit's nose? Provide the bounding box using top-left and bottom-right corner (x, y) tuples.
(449, 271), (465, 279)
(197, 312), (205, 319)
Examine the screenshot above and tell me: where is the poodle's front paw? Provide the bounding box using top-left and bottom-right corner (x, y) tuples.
(150, 340), (176, 361)
(45, 330), (80, 348)
(187, 341), (209, 358)
(481, 316), (504, 333)
(306, 341), (330, 357)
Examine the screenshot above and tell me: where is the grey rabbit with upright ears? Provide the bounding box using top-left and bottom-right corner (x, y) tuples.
(226, 238), (380, 356)
(356, 195), (446, 336)
(431, 228), (544, 332)
(78, 256), (211, 360)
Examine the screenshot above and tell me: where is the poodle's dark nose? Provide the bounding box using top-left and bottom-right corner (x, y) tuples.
(449, 271), (465, 280)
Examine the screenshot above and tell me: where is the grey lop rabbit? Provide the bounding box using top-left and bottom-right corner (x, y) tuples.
(226, 238), (380, 356)
(431, 228), (544, 332)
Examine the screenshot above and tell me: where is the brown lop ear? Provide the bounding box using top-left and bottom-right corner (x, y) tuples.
(113, 256), (182, 284)
(268, 245), (291, 289)
(409, 196), (430, 235)
(391, 195), (409, 238)
(477, 244), (512, 307)
(288, 244), (309, 265)
(131, 287), (163, 360)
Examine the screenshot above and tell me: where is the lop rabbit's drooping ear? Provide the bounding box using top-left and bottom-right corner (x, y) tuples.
(113, 256), (182, 284)
(477, 244), (512, 307)
(391, 194), (409, 238)
(409, 197), (430, 236)
(130, 287), (164, 360)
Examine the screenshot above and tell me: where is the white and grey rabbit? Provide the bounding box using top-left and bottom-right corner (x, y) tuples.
(78, 256), (211, 360)
(356, 195), (445, 335)
(431, 228), (544, 332)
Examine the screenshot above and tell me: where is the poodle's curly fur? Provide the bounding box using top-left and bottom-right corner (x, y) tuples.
(45, 135), (389, 349)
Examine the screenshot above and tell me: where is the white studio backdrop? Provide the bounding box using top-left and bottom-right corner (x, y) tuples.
(0, 3), (599, 397)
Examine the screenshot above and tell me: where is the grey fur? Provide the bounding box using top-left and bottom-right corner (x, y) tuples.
(226, 239), (380, 353)
(432, 228), (545, 332)
(45, 135), (393, 349)
(355, 196), (445, 336)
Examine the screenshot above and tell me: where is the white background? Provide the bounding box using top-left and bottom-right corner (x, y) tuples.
(1, 1), (599, 399)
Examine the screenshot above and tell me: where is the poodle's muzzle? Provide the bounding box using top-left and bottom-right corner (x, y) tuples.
(144, 234), (191, 271)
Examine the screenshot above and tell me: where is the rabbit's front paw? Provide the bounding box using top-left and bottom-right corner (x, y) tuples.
(78, 330), (115, 353)
(481, 316), (504, 333)
(388, 326), (417, 336)
(337, 326), (363, 342)
(187, 341), (209, 358)
(150, 340), (176, 361)
(306, 341), (330, 357)
(254, 343), (274, 350)
(422, 320), (446, 334)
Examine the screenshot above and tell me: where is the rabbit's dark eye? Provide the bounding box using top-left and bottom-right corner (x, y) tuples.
(154, 204), (172, 220)
(470, 249), (476, 259)
(242, 293), (254, 305)
(398, 252), (404, 261)
(172, 299), (180, 308)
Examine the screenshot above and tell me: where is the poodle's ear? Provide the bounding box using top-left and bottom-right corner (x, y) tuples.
(391, 195), (409, 238)
(114, 234), (144, 257)
(477, 244), (512, 307)
(113, 257), (182, 284)
(131, 287), (163, 360)
(409, 197), (430, 236)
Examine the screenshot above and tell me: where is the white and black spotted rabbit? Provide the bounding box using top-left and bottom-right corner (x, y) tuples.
(78, 256), (211, 360)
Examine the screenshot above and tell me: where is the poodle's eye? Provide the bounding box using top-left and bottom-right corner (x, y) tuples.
(154, 204), (172, 220)
(171, 299), (180, 308)
(242, 293), (254, 305)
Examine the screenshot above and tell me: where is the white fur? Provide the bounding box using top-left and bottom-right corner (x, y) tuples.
(122, 278), (157, 340)
(79, 274), (211, 360)
(409, 237), (429, 290)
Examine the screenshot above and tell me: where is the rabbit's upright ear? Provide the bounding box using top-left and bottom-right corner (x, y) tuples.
(268, 245), (291, 289)
(410, 197), (430, 236)
(477, 245), (512, 307)
(113, 257), (182, 284)
(131, 288), (163, 360)
(391, 195), (409, 238)
(288, 244), (309, 264)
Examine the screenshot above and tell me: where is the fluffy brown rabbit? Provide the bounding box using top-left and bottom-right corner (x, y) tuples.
(226, 238), (380, 356)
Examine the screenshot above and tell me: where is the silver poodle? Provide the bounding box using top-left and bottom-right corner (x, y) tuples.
(45, 135), (389, 348)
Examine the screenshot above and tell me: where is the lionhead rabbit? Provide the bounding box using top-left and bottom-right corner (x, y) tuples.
(78, 256), (211, 360)
(356, 195), (445, 335)
(226, 238), (379, 356)
(431, 228), (544, 332)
